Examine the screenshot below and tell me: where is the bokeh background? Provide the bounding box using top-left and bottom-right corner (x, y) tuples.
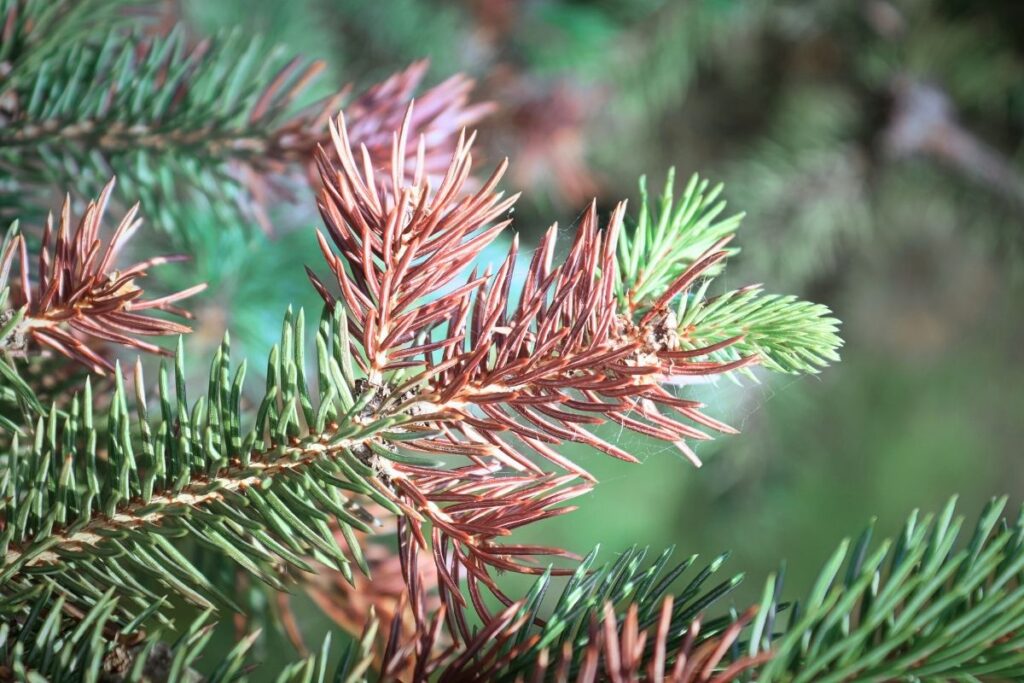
(169, 0), (1024, 667)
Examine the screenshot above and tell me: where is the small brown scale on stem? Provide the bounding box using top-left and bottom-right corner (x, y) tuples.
(618, 308), (681, 368)
(350, 377), (413, 486)
(0, 310), (26, 353)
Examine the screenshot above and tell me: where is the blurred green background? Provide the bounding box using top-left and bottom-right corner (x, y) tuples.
(171, 0), (1024, 660)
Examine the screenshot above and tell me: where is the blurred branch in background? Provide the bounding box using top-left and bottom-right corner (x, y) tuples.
(884, 77), (1024, 209)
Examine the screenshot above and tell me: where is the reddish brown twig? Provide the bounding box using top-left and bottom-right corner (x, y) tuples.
(0, 178), (205, 373)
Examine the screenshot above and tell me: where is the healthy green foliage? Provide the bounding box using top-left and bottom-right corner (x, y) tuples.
(0, 13), (330, 233)
(1, 589), (231, 683)
(748, 496), (1024, 682)
(616, 169), (744, 309)
(0, 305), (404, 630)
(0, 586), (381, 683)
(616, 170), (843, 376)
(0, 0), (136, 91)
(676, 286), (843, 375)
(470, 545), (743, 681)
(449, 498), (1024, 682)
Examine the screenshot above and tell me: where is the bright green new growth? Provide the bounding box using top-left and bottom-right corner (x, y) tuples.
(616, 169), (744, 309)
(677, 286), (843, 375)
(616, 169), (843, 376)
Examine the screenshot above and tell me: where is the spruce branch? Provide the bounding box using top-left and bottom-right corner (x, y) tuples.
(15, 497), (1024, 680)
(0, 302), (580, 649)
(330, 543), (764, 682)
(0, 584), (381, 682)
(298, 104), (844, 635)
(374, 602), (765, 683)
(2, 101), (843, 676)
(0, 13), (489, 233)
(0, 588), (235, 682)
(438, 601), (766, 683)
(0, 307), (390, 628)
(310, 108), (842, 487)
(432, 545), (760, 682)
(617, 170), (843, 378)
(617, 169), (744, 311)
(676, 287), (843, 376)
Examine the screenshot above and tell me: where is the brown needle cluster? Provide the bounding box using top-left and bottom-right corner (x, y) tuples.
(374, 596), (767, 682)
(0, 179), (205, 373)
(251, 59), (493, 191)
(293, 518), (441, 660)
(445, 603), (768, 683)
(234, 58), (494, 232)
(340, 60), (496, 185)
(307, 105), (787, 641)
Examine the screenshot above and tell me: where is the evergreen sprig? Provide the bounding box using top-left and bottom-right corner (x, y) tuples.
(383, 498), (1024, 682)
(441, 545), (752, 681)
(676, 287), (842, 376)
(0, 588), (243, 683)
(0, 106), (841, 676)
(0, 584), (384, 682)
(0, 3), (1017, 681)
(0, 178), (205, 374)
(615, 170), (842, 378)
(616, 169), (744, 310)
(0, 3), (489, 236)
(748, 496), (1024, 682)
(1, 23), (337, 231)
(0, 306), (401, 623)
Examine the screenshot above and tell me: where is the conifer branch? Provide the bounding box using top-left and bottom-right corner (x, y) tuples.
(676, 288), (842, 376)
(0, 9), (490, 232)
(617, 169), (744, 311)
(0, 7), (1014, 679)
(1, 101), (843, 677)
(617, 169), (843, 378)
(747, 496), (1024, 682)
(0, 588), (239, 682)
(430, 545), (760, 682)
(8, 497), (1024, 680)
